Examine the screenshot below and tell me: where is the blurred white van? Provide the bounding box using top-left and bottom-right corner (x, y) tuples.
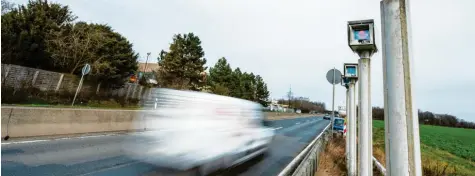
(122, 88), (275, 175)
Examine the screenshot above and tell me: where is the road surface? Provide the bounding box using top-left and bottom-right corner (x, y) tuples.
(2, 116), (330, 176)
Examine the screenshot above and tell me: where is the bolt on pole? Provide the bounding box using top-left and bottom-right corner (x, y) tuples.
(380, 0), (422, 175)
(348, 80), (357, 176)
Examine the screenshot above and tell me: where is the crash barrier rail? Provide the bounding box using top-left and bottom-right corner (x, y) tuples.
(373, 156), (387, 175)
(277, 123), (331, 176)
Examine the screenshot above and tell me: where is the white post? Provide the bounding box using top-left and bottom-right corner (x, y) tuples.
(348, 80), (357, 176)
(331, 68), (336, 134)
(72, 75), (85, 106)
(381, 0), (422, 175)
(345, 87), (350, 173)
(55, 74), (64, 92)
(32, 70), (40, 86)
(358, 53), (372, 176)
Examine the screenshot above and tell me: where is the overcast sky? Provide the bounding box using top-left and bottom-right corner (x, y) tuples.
(12, 0), (475, 122)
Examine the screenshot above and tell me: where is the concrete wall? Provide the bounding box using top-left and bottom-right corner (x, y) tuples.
(1, 107), (318, 139)
(1, 64), (147, 100)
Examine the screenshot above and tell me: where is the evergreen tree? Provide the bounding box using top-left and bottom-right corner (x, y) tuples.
(1, 0), (77, 69)
(158, 33), (207, 90)
(208, 57), (233, 95)
(255, 75), (270, 106)
(240, 72), (257, 101)
(229, 67), (243, 98)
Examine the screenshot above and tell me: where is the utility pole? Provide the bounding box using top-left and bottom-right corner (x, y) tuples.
(381, 0), (422, 175)
(287, 85), (293, 110)
(347, 19), (378, 176)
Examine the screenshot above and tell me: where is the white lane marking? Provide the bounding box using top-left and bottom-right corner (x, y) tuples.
(273, 127), (283, 130)
(1, 132), (142, 145)
(296, 122), (300, 125)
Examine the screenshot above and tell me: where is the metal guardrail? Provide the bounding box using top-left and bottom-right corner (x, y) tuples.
(373, 156), (387, 175)
(277, 123), (331, 176)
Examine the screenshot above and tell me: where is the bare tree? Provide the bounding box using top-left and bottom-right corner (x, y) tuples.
(1, 0), (15, 14)
(46, 22), (108, 74)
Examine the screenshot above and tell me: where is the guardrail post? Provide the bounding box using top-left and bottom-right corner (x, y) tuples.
(380, 0), (422, 175)
(348, 80), (357, 176)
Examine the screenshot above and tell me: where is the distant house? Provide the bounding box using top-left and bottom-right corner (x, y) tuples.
(137, 63), (159, 85)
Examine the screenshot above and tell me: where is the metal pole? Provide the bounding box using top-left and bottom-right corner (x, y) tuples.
(358, 54), (372, 176)
(331, 68), (336, 134)
(345, 84), (350, 173)
(72, 75), (84, 106)
(381, 0), (422, 175)
(140, 52), (151, 85)
(348, 80), (357, 176)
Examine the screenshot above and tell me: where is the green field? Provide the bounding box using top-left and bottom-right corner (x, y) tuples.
(373, 120), (475, 175)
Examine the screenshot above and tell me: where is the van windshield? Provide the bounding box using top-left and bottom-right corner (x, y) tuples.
(334, 119), (344, 126)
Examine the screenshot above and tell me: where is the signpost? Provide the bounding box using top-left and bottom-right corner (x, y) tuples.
(72, 64), (91, 106)
(326, 68), (342, 135)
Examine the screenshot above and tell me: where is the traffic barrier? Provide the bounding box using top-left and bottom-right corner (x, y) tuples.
(277, 123), (331, 176)
(373, 156), (387, 175)
(1, 106), (146, 139)
(1, 106), (317, 139)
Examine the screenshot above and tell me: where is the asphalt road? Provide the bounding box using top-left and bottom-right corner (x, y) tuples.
(2, 116), (330, 176)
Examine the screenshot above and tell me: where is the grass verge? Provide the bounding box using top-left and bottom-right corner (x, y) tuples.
(316, 136), (346, 176)
(373, 120), (475, 176)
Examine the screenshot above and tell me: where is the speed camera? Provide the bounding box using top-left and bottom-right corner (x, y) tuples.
(347, 19), (377, 53)
(344, 63), (358, 79)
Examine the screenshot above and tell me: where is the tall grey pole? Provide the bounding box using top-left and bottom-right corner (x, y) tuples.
(348, 80), (357, 176)
(358, 52), (372, 176)
(144, 52), (151, 73)
(381, 0), (422, 175)
(331, 67), (336, 134)
(345, 87), (349, 173)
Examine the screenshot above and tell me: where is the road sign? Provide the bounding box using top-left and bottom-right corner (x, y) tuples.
(82, 64), (91, 75)
(326, 69), (342, 85)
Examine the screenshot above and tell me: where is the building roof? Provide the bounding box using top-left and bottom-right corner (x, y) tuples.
(138, 63), (160, 73)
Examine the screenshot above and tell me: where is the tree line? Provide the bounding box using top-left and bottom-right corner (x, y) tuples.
(372, 107), (475, 129)
(277, 97), (326, 113)
(1, 0), (138, 88)
(155, 33), (271, 106)
(1, 0), (271, 106)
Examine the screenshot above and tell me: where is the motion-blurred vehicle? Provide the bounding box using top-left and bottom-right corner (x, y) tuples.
(323, 114), (331, 120)
(122, 88), (275, 175)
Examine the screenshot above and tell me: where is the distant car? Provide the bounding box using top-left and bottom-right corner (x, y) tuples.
(323, 114), (331, 120)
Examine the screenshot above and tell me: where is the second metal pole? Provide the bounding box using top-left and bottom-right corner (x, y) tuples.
(331, 68), (336, 135)
(348, 81), (357, 176)
(358, 54), (372, 176)
(345, 87), (350, 173)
